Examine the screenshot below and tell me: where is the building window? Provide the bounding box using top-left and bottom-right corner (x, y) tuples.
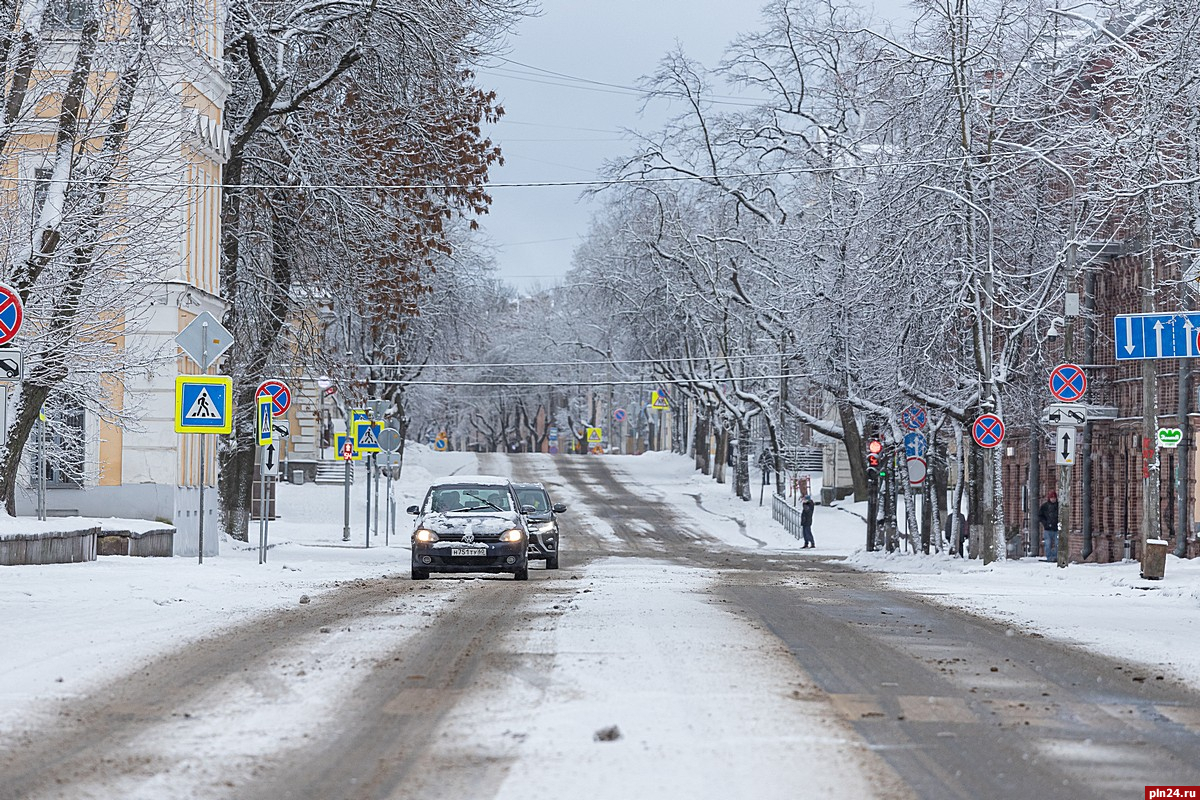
(30, 403), (86, 489)
(45, 0), (90, 29)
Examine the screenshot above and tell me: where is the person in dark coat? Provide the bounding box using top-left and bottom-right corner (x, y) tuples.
(800, 495), (816, 548)
(1038, 491), (1059, 561)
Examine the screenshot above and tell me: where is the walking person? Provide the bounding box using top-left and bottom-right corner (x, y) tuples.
(800, 494), (816, 548)
(1038, 491), (1059, 562)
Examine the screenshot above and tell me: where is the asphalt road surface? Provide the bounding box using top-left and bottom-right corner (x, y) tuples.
(2, 453), (1198, 799)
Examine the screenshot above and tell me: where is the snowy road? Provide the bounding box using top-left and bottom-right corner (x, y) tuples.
(2, 452), (1199, 799)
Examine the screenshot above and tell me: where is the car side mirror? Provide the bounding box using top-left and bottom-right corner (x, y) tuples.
(552, 503), (567, 514)
(406, 505), (420, 515)
(521, 504), (537, 515)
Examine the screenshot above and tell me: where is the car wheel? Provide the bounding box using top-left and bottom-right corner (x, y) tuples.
(545, 553), (559, 570)
(412, 567), (429, 580)
(513, 566), (529, 581)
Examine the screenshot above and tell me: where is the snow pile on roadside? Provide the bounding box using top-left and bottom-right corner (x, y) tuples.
(0, 516), (173, 540)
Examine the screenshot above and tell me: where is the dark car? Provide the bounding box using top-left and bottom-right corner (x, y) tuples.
(512, 482), (566, 570)
(407, 476), (530, 581)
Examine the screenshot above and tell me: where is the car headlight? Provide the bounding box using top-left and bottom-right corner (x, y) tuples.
(533, 521), (557, 534)
(499, 528), (525, 543)
(414, 528), (439, 543)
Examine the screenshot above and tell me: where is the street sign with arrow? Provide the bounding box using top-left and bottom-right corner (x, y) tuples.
(261, 441), (279, 476)
(1055, 426), (1076, 465)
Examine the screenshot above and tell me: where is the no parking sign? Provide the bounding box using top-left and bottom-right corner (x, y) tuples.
(972, 414), (1005, 449)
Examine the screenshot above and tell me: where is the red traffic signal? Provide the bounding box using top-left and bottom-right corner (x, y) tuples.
(866, 439), (883, 468)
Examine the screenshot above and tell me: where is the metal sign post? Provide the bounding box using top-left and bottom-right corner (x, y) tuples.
(365, 451), (372, 548)
(342, 431), (352, 542)
(258, 445), (268, 564)
(378, 427), (401, 546)
(199, 327), (207, 563)
(373, 452), (381, 539)
(37, 409), (46, 521)
(175, 312), (234, 564)
(256, 396), (273, 564)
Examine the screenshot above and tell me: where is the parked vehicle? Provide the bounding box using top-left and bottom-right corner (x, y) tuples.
(407, 476), (530, 581)
(512, 482), (566, 569)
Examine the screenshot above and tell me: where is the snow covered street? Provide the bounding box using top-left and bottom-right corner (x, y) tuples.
(1, 448), (1199, 799)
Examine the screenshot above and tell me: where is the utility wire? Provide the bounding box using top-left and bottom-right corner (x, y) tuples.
(356, 353), (793, 369)
(0, 151), (1028, 191)
(368, 373), (799, 387)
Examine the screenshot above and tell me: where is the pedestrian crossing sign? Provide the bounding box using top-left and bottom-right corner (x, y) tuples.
(256, 395), (273, 446)
(175, 375), (233, 434)
(353, 420), (382, 453)
(586, 427), (602, 444)
(650, 390), (670, 410)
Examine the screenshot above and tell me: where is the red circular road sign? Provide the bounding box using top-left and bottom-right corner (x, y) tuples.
(907, 456), (927, 486)
(901, 405), (927, 431)
(1048, 363), (1087, 402)
(0, 282), (25, 346)
(972, 413), (1005, 448)
(256, 379), (292, 416)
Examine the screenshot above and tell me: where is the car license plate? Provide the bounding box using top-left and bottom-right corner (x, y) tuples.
(451, 546), (487, 557)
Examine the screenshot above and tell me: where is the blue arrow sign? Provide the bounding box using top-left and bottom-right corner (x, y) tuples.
(1114, 312), (1200, 360)
(904, 431), (927, 458)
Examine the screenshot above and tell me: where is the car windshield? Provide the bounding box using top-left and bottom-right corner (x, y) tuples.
(516, 488), (549, 512)
(430, 486), (511, 513)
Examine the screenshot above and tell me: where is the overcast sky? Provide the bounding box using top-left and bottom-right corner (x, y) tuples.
(476, 0), (912, 292)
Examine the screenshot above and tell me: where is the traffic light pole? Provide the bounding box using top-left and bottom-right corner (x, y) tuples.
(866, 473), (878, 551)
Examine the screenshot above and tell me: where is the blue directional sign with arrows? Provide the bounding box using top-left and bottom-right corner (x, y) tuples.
(904, 431), (927, 458)
(1114, 312), (1200, 360)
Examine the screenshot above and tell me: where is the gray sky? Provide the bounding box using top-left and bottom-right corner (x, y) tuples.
(477, 0), (911, 292)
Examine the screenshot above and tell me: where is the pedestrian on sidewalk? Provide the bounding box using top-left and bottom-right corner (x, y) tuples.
(800, 495), (816, 548)
(1038, 491), (1059, 561)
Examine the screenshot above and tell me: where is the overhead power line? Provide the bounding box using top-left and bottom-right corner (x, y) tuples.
(368, 373), (800, 387)
(0, 151), (1021, 192)
(356, 353), (791, 369)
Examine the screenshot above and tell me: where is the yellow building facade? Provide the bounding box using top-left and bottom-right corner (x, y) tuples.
(2, 0), (228, 553)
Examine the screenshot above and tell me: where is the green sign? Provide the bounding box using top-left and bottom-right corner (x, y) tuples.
(1157, 428), (1183, 448)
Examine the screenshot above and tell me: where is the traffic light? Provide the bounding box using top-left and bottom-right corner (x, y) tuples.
(866, 439), (883, 479)
(867, 439), (883, 467)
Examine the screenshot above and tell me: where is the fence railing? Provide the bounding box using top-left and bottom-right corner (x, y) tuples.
(772, 493), (804, 541)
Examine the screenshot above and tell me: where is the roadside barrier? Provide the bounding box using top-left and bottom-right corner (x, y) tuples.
(772, 493), (804, 541)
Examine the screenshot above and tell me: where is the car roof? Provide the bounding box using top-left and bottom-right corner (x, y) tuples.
(428, 475), (512, 488)
(511, 482), (546, 491)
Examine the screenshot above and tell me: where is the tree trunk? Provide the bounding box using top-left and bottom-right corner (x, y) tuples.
(735, 421), (751, 501)
(714, 427), (728, 484)
(217, 189), (295, 540)
(838, 401), (868, 501)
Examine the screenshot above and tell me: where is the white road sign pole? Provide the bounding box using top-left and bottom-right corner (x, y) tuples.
(198, 324), (207, 565)
(258, 444), (267, 564)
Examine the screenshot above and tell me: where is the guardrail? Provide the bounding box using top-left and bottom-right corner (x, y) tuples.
(772, 494), (804, 541)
